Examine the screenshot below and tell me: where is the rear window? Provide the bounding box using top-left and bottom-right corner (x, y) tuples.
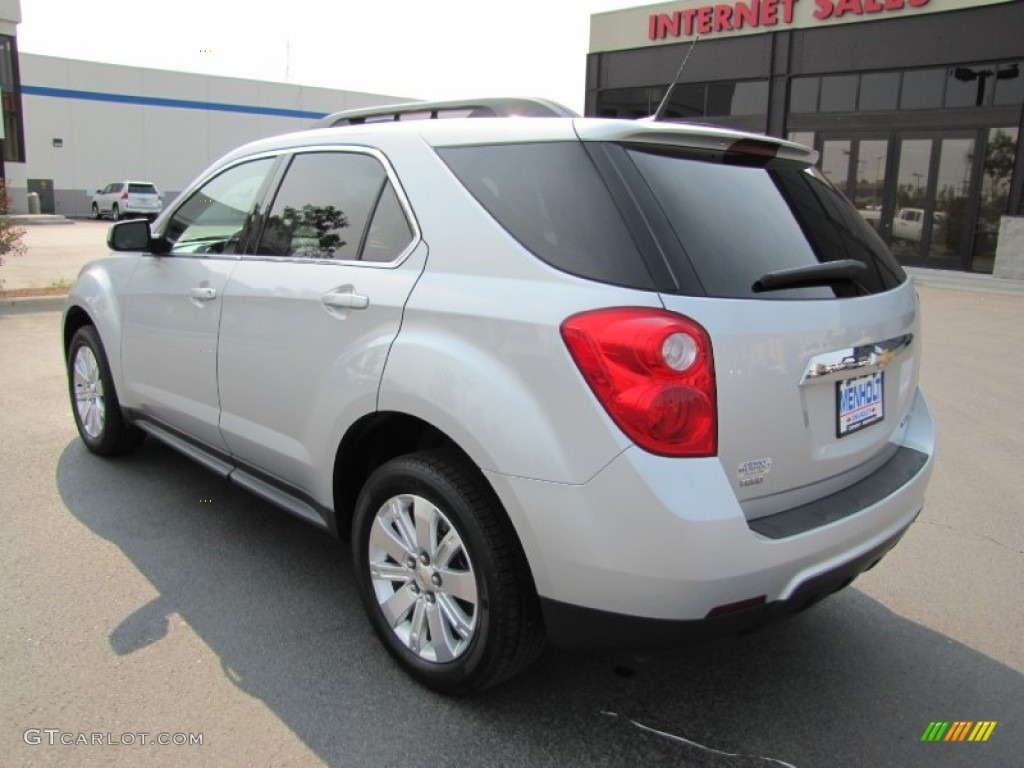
(626, 147), (905, 299)
(128, 183), (158, 194)
(438, 143), (654, 290)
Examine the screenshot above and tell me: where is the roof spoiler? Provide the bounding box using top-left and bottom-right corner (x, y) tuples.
(314, 97), (578, 127)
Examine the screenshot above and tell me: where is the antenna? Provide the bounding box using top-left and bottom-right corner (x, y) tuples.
(651, 34), (701, 122)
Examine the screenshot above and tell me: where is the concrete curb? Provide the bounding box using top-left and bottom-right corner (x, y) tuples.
(906, 267), (1024, 296)
(0, 294), (68, 314)
(2, 214), (75, 226)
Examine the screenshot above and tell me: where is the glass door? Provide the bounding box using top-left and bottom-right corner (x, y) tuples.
(972, 127), (1020, 272)
(888, 133), (976, 269)
(821, 135), (892, 238)
(819, 131), (991, 271)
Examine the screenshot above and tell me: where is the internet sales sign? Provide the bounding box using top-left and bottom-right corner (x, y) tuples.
(589, 0), (1011, 52)
(648, 0), (929, 40)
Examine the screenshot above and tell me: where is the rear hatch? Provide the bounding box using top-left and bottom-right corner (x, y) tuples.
(614, 136), (918, 519)
(436, 120), (920, 517)
(127, 182), (161, 210)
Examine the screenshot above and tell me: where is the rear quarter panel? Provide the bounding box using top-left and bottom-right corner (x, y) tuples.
(376, 141), (658, 484)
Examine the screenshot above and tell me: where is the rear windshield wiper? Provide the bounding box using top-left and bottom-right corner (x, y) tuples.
(752, 259), (869, 294)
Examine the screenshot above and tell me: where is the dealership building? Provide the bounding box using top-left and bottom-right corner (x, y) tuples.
(0, 2), (405, 219)
(5, 52), (405, 218)
(587, 0), (1024, 274)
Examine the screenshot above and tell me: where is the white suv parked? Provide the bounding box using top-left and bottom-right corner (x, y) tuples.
(64, 98), (935, 693)
(91, 180), (163, 221)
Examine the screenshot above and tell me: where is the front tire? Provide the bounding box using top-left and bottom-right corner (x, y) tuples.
(352, 450), (544, 694)
(91, 203), (99, 220)
(67, 326), (145, 456)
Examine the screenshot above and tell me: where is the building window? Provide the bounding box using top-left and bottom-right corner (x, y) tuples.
(819, 75), (858, 113)
(596, 87), (651, 119)
(858, 72), (900, 112)
(899, 69), (946, 110)
(596, 79), (768, 123)
(994, 62), (1023, 106)
(662, 83), (706, 118)
(707, 81), (768, 117)
(972, 127), (1019, 273)
(790, 77), (819, 113)
(790, 61), (1023, 117)
(946, 64), (998, 108)
(0, 35), (24, 163)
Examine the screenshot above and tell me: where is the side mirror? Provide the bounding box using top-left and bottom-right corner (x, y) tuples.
(107, 219), (151, 252)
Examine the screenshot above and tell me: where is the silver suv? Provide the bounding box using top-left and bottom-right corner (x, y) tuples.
(64, 99), (935, 693)
(91, 180), (163, 221)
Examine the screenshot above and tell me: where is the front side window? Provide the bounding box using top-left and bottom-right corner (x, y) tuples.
(164, 157), (275, 255)
(254, 151), (410, 261)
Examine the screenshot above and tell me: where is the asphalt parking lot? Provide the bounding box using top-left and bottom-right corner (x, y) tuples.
(1, 243), (1022, 766)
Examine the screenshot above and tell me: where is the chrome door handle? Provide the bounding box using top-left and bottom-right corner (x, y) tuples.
(322, 290), (369, 310)
(189, 286), (217, 301)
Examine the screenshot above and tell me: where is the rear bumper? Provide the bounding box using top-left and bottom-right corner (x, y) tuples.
(540, 522), (911, 649)
(486, 388), (934, 639)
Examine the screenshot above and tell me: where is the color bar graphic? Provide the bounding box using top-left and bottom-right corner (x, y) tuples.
(920, 721), (996, 742)
(967, 722), (997, 742)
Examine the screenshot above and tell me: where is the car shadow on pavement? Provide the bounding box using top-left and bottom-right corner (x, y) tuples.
(57, 438), (1022, 768)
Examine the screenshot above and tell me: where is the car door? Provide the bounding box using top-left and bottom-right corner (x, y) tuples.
(120, 156), (278, 452)
(97, 184), (114, 215)
(217, 148), (424, 499)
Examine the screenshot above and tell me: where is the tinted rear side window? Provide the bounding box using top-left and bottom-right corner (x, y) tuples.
(438, 143), (654, 290)
(627, 147), (905, 299)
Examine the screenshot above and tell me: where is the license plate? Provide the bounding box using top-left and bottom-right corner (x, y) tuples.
(836, 372), (884, 438)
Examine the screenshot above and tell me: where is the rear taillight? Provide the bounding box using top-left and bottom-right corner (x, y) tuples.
(121, 191), (129, 200)
(561, 308), (717, 457)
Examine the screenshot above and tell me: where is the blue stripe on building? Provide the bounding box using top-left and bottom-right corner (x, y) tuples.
(21, 85), (328, 120)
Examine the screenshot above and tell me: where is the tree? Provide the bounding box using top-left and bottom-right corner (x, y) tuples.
(0, 180), (27, 268)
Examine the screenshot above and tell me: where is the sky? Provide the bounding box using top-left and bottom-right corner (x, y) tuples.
(16, 0), (649, 114)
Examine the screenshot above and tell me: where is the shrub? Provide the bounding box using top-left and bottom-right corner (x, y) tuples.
(0, 180), (27, 267)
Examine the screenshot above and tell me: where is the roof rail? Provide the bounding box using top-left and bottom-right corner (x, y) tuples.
(313, 97), (578, 128)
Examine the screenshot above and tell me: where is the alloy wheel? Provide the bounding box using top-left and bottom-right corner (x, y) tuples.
(367, 493), (479, 663)
(72, 345), (106, 439)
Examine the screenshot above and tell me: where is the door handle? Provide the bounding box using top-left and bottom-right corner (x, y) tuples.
(322, 289), (369, 310)
(189, 286), (217, 301)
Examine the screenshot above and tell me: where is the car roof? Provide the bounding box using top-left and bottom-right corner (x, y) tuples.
(216, 116), (817, 168)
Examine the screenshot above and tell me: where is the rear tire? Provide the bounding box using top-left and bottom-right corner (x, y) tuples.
(67, 326), (145, 456)
(352, 449), (544, 694)
(111, 204), (120, 221)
